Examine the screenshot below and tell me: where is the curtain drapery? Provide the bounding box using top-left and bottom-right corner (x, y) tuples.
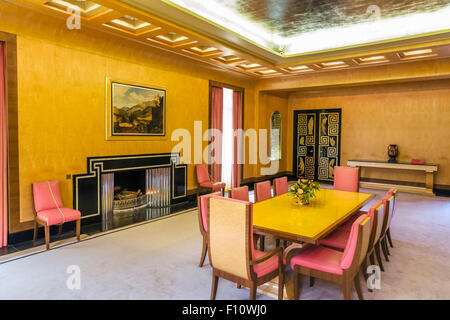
(210, 86), (223, 182)
(231, 90), (242, 188)
(0, 42), (8, 248)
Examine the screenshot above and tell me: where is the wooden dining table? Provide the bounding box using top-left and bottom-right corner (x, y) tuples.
(252, 188), (374, 299)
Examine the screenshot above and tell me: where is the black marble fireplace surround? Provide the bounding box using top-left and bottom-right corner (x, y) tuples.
(73, 153), (187, 219)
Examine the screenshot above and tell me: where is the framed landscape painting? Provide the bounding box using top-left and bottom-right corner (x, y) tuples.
(111, 81), (165, 136)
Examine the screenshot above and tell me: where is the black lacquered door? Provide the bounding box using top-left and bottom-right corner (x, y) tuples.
(293, 109), (342, 182)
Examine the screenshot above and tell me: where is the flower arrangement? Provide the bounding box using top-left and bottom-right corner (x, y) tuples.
(288, 178), (320, 205)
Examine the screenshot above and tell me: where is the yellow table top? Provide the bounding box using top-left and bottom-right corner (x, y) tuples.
(253, 189), (374, 244)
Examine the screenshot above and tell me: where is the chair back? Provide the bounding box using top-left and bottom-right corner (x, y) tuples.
(196, 165), (211, 185)
(254, 180), (272, 202)
(340, 214), (371, 272)
(381, 193), (395, 234)
(380, 194), (393, 236)
(388, 188), (398, 219)
(373, 202), (385, 244)
(231, 186), (249, 202)
(208, 197), (252, 280)
(333, 166), (359, 192)
(32, 180), (63, 213)
(366, 201), (383, 250)
(198, 191), (222, 233)
(274, 176), (288, 196)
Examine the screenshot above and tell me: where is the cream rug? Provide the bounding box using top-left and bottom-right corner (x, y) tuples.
(0, 188), (449, 299)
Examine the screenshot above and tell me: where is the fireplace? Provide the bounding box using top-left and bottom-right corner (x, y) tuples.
(73, 153), (187, 229)
(101, 167), (171, 230)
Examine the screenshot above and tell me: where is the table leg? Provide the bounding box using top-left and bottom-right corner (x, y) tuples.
(257, 242), (307, 300)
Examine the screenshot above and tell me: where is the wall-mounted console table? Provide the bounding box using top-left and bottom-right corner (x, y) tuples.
(347, 160), (438, 196)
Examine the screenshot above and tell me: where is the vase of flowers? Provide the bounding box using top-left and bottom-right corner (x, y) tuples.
(288, 178), (320, 205)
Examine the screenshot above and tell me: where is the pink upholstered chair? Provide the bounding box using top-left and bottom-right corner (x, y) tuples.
(253, 180), (273, 251)
(339, 189), (391, 233)
(254, 180), (272, 202)
(208, 196), (284, 300)
(320, 201), (386, 272)
(230, 186), (249, 202)
(273, 176), (288, 196)
(32, 180), (81, 250)
(197, 191), (222, 267)
(291, 214), (371, 300)
(333, 166), (360, 192)
(195, 165), (225, 196)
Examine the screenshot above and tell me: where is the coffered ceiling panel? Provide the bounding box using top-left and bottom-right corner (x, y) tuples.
(12, 0), (450, 78)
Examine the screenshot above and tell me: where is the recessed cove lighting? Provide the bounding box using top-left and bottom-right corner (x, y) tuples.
(403, 49), (433, 56)
(321, 61), (345, 67)
(156, 32), (189, 43)
(359, 55), (386, 62)
(288, 65), (310, 71)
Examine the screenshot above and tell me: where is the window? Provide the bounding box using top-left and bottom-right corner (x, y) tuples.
(221, 88), (233, 189)
(270, 111), (282, 161)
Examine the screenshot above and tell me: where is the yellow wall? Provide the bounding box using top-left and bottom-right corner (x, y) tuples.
(3, 1), (449, 231)
(286, 81), (450, 186)
(254, 92), (289, 178)
(0, 2), (257, 227)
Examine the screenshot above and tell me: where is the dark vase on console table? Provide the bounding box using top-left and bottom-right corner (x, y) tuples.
(387, 144), (398, 163)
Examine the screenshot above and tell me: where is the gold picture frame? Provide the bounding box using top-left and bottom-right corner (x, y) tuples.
(106, 77), (167, 140)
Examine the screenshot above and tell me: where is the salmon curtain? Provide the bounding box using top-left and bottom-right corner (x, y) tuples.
(231, 90), (242, 188)
(210, 86), (223, 182)
(0, 42), (8, 248)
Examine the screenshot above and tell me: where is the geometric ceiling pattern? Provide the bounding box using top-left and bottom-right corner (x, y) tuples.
(18, 0), (450, 78)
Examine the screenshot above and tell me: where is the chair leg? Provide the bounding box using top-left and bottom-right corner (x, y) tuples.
(387, 228), (394, 248)
(353, 272), (364, 300)
(293, 269), (302, 300)
(342, 281), (351, 300)
(33, 221), (38, 242)
(385, 237), (391, 256)
(237, 284), (241, 289)
(44, 225), (50, 250)
(309, 276), (315, 287)
(249, 283), (257, 300)
(259, 236), (265, 251)
(210, 274), (219, 300)
(375, 243), (384, 272)
(369, 251), (375, 266)
(58, 224), (63, 235)
(278, 262), (284, 300)
(381, 238), (390, 262)
(76, 219), (81, 242)
(199, 237), (208, 267)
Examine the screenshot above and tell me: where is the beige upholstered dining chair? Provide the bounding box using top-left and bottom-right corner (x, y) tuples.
(208, 196), (284, 300)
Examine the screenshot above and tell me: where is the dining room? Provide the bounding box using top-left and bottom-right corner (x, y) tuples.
(0, 0), (449, 307)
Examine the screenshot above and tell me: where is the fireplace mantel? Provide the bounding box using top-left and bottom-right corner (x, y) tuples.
(73, 153), (187, 219)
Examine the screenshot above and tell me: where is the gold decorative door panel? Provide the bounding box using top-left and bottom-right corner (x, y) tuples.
(293, 109), (342, 182)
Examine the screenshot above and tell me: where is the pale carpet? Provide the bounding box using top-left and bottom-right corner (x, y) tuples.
(0, 187), (449, 300)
